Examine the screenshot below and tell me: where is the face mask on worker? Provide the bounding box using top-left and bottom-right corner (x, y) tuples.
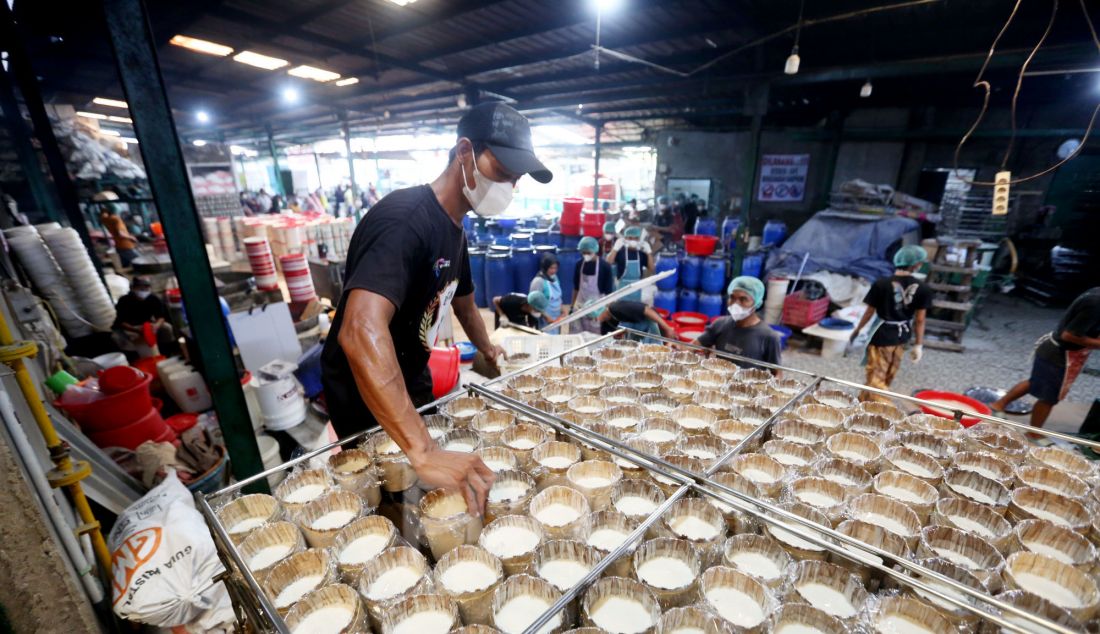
(461, 152), (513, 217)
(583, 253), (596, 262)
(604, 233), (615, 242)
(625, 239), (640, 249)
(728, 303), (754, 321)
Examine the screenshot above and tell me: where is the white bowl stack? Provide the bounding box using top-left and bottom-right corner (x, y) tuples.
(41, 227), (116, 331)
(4, 227), (92, 337)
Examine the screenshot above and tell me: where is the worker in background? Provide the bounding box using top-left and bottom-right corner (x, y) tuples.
(697, 276), (782, 374)
(849, 245), (932, 403)
(601, 221), (618, 256)
(598, 300), (677, 339)
(322, 102), (549, 515)
(608, 225), (651, 301)
(256, 188), (272, 214)
(493, 290), (548, 329)
(113, 277), (175, 358)
(528, 254), (562, 324)
(651, 199), (685, 250)
(991, 286), (1100, 431)
(572, 236), (614, 334)
(97, 192), (139, 267)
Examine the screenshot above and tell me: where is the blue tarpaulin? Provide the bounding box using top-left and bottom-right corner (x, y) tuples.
(765, 210), (920, 281)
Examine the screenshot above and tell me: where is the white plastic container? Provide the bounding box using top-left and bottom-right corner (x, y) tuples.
(165, 369), (213, 413)
(255, 375), (307, 431)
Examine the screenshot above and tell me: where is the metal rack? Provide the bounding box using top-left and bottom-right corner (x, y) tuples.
(198, 329), (1099, 634)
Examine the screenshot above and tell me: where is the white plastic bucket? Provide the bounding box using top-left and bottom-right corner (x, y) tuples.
(166, 369), (213, 413)
(255, 433), (285, 487)
(255, 375), (306, 431)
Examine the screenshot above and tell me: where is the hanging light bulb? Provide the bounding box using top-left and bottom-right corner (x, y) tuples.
(860, 80), (873, 98)
(784, 46), (800, 75)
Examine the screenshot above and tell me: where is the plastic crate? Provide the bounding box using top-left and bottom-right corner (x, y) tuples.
(499, 335), (587, 371)
(781, 292), (830, 328)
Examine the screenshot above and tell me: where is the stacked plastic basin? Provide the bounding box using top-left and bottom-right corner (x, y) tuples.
(56, 366), (175, 450)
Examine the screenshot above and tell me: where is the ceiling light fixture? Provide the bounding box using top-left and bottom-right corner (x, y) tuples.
(169, 35), (233, 57)
(76, 111), (107, 120)
(192, 139), (207, 147)
(785, 0), (804, 75)
(288, 65), (341, 82)
(860, 79), (873, 98)
(107, 115), (132, 123)
(457, 94), (468, 108)
(386, 0), (418, 5)
(383, 109), (391, 119)
(93, 97), (128, 109)
(334, 77), (359, 86)
(196, 110), (211, 123)
(233, 50), (289, 70)
(282, 87), (301, 104)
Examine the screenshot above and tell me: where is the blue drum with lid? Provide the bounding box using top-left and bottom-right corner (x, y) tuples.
(654, 289), (678, 314)
(654, 251), (679, 290)
(679, 256), (702, 290)
(511, 233), (533, 248)
(698, 292), (723, 318)
(763, 220), (788, 247)
(469, 248), (487, 307)
(486, 252), (512, 304)
(695, 217), (718, 236)
(548, 230), (563, 247)
(701, 255), (727, 294)
(721, 217), (740, 250)
(740, 252), (764, 279)
(678, 289), (698, 313)
(531, 229), (550, 245)
(512, 246), (539, 294)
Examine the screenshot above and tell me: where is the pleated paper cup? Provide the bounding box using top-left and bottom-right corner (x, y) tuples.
(812, 389), (858, 410)
(767, 376), (806, 396)
(538, 365), (576, 384)
(423, 414), (454, 440)
(285, 583), (367, 634)
(296, 490), (364, 548)
(574, 422), (622, 462)
(544, 383), (580, 407)
(773, 419), (827, 447)
(636, 418), (683, 454)
(693, 389), (733, 418)
(660, 498), (726, 567)
(670, 405), (718, 436)
(951, 451), (1014, 487)
(871, 596), (959, 634)
(630, 371), (664, 394)
(613, 438), (659, 481)
(733, 366), (770, 384)
(612, 479), (666, 523)
(625, 353), (661, 371)
(583, 509), (639, 578)
(699, 566), (772, 634)
(678, 434), (728, 464)
(763, 440), (815, 474)
(582, 576), (661, 634)
(218, 493), (283, 545)
(825, 432), (882, 471)
(1003, 551), (1100, 622)
(669, 350), (702, 367)
(472, 410), (517, 447)
(918, 526), (1005, 591)
(794, 404), (847, 435)
(329, 449), (381, 509)
(479, 515), (546, 575)
(567, 460), (624, 512)
(845, 412), (894, 436)
(595, 346), (628, 362)
(275, 468), (333, 515)
(898, 413), (961, 440)
(722, 534), (792, 589)
(239, 521), (307, 581)
(568, 395), (609, 418)
(605, 405), (646, 434)
(597, 361), (631, 383)
(567, 355), (599, 371)
(696, 356), (736, 377)
(508, 374), (546, 396)
(789, 476), (848, 521)
(420, 488), (483, 559)
(753, 394), (786, 412)
(815, 458), (872, 496)
(443, 396), (486, 426)
(380, 593), (460, 634)
(434, 545), (504, 625)
(533, 538), (601, 597)
(442, 429), (483, 454)
(789, 560), (868, 622)
(530, 485), (591, 541)
(733, 404), (774, 427)
(359, 546), (433, 628)
(690, 369), (728, 391)
(848, 494), (921, 548)
(989, 590), (1087, 634)
(486, 469), (536, 525)
(639, 394), (681, 417)
(940, 469), (1011, 513)
(600, 385), (641, 407)
(1012, 519), (1097, 570)
(872, 471), (938, 523)
(658, 606), (734, 634)
(492, 574), (565, 634)
(764, 502), (832, 561)
(631, 538), (702, 609)
(903, 557), (987, 630)
(263, 548), (336, 614)
(708, 472), (760, 533)
(711, 419), (758, 451)
(653, 362), (689, 383)
(333, 515), (398, 582)
(1028, 446), (1095, 480)
(371, 434), (418, 493)
(477, 446), (520, 473)
(896, 432), (953, 465)
(1016, 465), (1089, 500)
(932, 497), (1013, 552)
(502, 424), (552, 469)
(532, 441), (582, 490)
(966, 428), (1028, 464)
(652, 454), (705, 497)
(1009, 487), (1092, 535)
(639, 343), (671, 357)
(727, 382), (761, 407)
(730, 453), (787, 498)
(770, 604), (846, 634)
(858, 400), (905, 423)
(455, 626), (504, 634)
(833, 519), (911, 585)
(882, 446), (944, 485)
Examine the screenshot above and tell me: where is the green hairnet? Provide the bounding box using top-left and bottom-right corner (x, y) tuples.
(527, 290), (549, 313)
(603, 221), (617, 234)
(624, 226), (642, 238)
(578, 236), (599, 253)
(893, 245), (928, 268)
(727, 275), (765, 309)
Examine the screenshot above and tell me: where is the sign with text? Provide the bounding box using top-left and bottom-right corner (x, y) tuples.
(757, 154), (810, 202)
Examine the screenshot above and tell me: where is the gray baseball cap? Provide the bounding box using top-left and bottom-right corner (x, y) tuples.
(457, 102), (553, 183)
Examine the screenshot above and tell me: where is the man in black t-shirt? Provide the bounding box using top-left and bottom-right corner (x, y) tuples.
(492, 291), (546, 329)
(321, 102), (552, 515)
(849, 246), (932, 403)
(113, 277), (173, 357)
(597, 300), (677, 338)
(991, 287), (1100, 430)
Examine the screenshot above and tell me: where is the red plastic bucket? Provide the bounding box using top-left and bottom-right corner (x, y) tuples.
(684, 234), (718, 256)
(562, 197), (584, 225)
(671, 311), (709, 329)
(86, 407), (175, 450)
(428, 346), (460, 399)
(56, 372), (155, 431)
(913, 390), (991, 427)
(581, 212), (606, 238)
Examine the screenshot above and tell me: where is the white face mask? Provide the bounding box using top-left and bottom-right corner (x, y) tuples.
(728, 303), (754, 321)
(462, 157), (513, 217)
(625, 239), (640, 249)
(134, 290), (151, 300)
(604, 233), (616, 242)
(583, 253), (596, 262)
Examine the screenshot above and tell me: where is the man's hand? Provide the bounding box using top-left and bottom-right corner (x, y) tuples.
(910, 344), (923, 363)
(482, 344), (507, 367)
(409, 448), (495, 516)
(849, 329), (860, 343)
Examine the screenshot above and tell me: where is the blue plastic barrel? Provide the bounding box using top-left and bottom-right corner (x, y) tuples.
(721, 217), (740, 249)
(513, 246), (539, 294)
(522, 218), (540, 229)
(548, 230), (562, 247)
(557, 248), (578, 302)
(469, 248), (487, 308)
(497, 217), (519, 234)
(654, 289), (678, 314)
(654, 251), (679, 290)
(695, 217), (718, 236)
(463, 212), (476, 236)
(678, 289), (698, 312)
(698, 292), (724, 318)
(486, 252), (512, 304)
(562, 234), (581, 250)
(493, 234), (512, 247)
(486, 220), (502, 236)
(511, 232), (532, 248)
(701, 255), (727, 294)
(762, 220), (788, 247)
(531, 229), (550, 245)
(741, 252), (764, 279)
(679, 256), (702, 290)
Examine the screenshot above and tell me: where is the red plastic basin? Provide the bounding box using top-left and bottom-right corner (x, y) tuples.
(56, 371), (154, 431)
(99, 366), (145, 395)
(671, 311), (709, 329)
(678, 328), (705, 343)
(913, 390), (991, 427)
(684, 234), (718, 256)
(86, 407), (175, 450)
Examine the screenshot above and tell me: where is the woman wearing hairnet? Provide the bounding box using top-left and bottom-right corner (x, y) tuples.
(608, 225), (651, 302)
(697, 276), (783, 374)
(572, 236), (614, 334)
(849, 245), (932, 402)
(528, 253), (562, 325)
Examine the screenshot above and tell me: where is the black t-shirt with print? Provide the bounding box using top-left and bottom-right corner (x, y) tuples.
(322, 185), (473, 435)
(498, 293), (538, 327)
(863, 274), (933, 347)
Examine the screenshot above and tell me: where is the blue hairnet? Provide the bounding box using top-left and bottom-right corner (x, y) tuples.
(578, 236), (599, 253)
(624, 226), (643, 238)
(893, 245), (928, 268)
(527, 290), (549, 313)
(727, 276), (765, 309)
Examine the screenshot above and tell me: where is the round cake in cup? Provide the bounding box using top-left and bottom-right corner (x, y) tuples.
(381, 593), (460, 634)
(931, 497), (1013, 552)
(789, 476), (848, 522)
(768, 604), (846, 634)
(275, 468), (333, 515)
(329, 448), (382, 508)
(722, 533), (792, 589)
(262, 548), (336, 615)
(950, 451), (1013, 486)
(869, 596), (959, 634)
(485, 469), (537, 525)
(433, 545), (504, 626)
(419, 488), (483, 560)
(788, 559), (868, 621)
(903, 556), (988, 632)
(581, 576), (662, 634)
(832, 519), (911, 586)
(479, 514), (546, 576)
(1003, 551), (1100, 623)
(846, 493), (921, 549)
(530, 485), (591, 541)
(611, 479), (665, 524)
(992, 589), (1087, 634)
(239, 520), (306, 582)
(762, 502), (832, 562)
(631, 537), (702, 609)
(217, 493), (282, 545)
(872, 470), (938, 523)
(295, 490), (363, 548)
(492, 574), (564, 634)
(567, 460), (624, 512)
(657, 605), (734, 634)
(532, 441), (582, 491)
(699, 566), (773, 634)
(917, 525), (1005, 591)
(814, 458), (872, 496)
(477, 446), (519, 473)
(1013, 519), (1097, 569)
(332, 515), (397, 583)
(443, 396), (486, 426)
(285, 583), (367, 634)
(659, 497), (726, 567)
(582, 509), (639, 578)
(1008, 487), (1091, 534)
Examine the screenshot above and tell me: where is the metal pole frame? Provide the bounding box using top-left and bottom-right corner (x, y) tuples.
(342, 114), (358, 200)
(0, 66), (58, 222)
(100, 0), (265, 489)
(265, 124), (284, 198)
(592, 122), (602, 213)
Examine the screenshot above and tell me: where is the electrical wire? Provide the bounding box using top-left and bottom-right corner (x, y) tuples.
(1001, 0), (1056, 170)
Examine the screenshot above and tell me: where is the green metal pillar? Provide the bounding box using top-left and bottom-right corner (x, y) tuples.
(593, 123), (602, 213)
(101, 0), (266, 491)
(265, 124), (285, 197)
(0, 66), (58, 222)
(732, 84), (768, 277)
